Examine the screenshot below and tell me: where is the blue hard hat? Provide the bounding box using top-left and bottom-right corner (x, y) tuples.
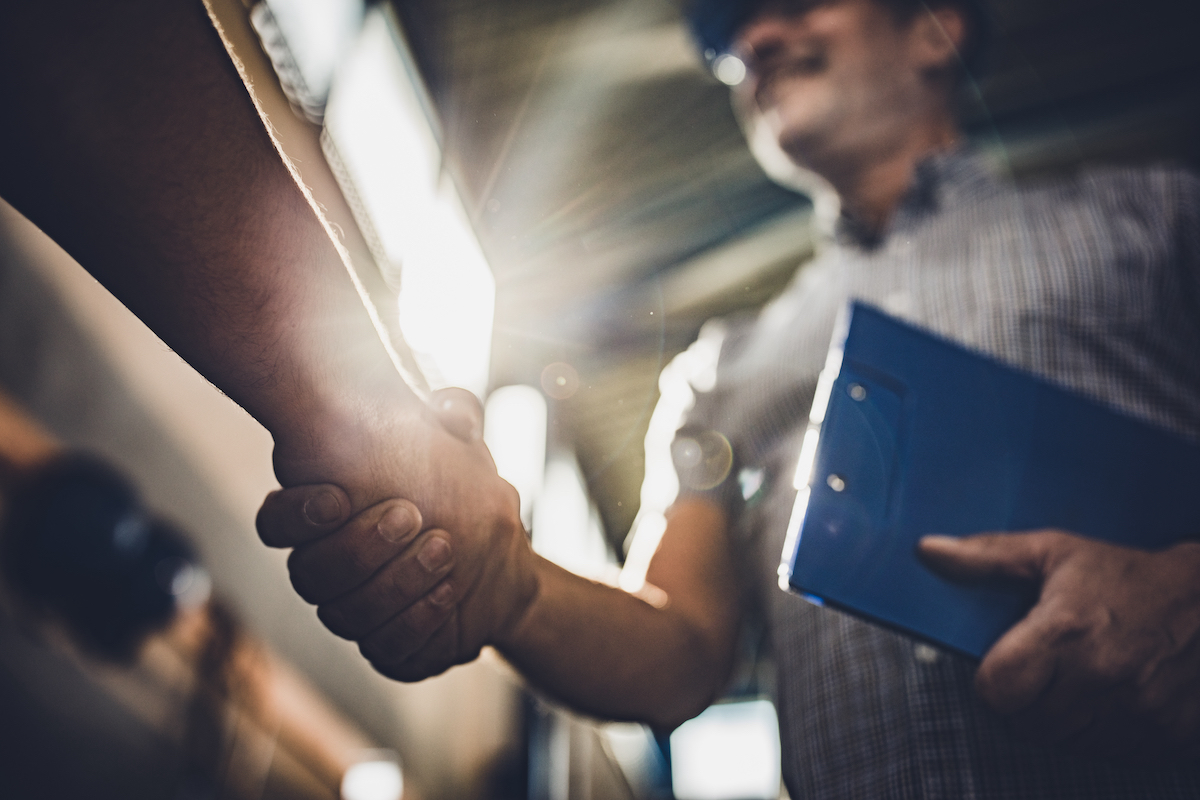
(685, 0), (992, 76)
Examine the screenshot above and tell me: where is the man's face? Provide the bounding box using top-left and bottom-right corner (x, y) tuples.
(732, 0), (942, 172)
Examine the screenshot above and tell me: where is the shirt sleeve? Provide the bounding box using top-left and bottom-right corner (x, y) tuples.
(666, 317), (755, 519)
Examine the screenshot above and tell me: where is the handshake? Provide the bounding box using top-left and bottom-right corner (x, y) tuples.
(257, 388), (539, 682)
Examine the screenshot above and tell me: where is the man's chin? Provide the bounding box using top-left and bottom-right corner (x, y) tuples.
(739, 105), (814, 169)
(771, 125), (828, 171)
(753, 102), (831, 158)
(737, 107), (839, 223)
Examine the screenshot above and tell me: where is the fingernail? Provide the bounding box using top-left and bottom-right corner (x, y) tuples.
(303, 491), (343, 525)
(378, 505), (416, 543)
(417, 536), (452, 572)
(430, 581), (455, 607)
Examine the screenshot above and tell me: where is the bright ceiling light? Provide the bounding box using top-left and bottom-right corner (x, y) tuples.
(533, 455), (612, 578)
(671, 699), (781, 800)
(324, 8), (494, 397)
(341, 756), (403, 800)
(484, 385), (548, 526)
(252, 0), (364, 119)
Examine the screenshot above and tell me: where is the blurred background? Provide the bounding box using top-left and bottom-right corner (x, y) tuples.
(1, 0), (1198, 797)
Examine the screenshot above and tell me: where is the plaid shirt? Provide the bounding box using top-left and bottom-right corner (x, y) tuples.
(671, 150), (1200, 798)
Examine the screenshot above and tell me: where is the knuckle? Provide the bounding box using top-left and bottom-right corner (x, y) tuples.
(316, 604), (356, 640)
(457, 641), (484, 665)
(406, 596), (453, 639)
(255, 498), (286, 545)
(359, 637), (395, 665)
(1042, 529), (1078, 556)
(1089, 650), (1133, 685)
(346, 543), (381, 583)
(360, 616), (422, 664)
(384, 564), (422, 605)
(289, 571), (316, 605)
(370, 660), (408, 682)
(974, 662), (1003, 704)
(975, 657), (1028, 712)
(287, 552), (319, 603)
(1042, 606), (1090, 644)
(374, 658), (450, 683)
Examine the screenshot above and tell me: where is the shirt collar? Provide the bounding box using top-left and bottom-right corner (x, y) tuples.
(833, 147), (996, 249)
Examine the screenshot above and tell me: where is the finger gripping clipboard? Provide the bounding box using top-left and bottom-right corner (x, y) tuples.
(779, 303), (1200, 659)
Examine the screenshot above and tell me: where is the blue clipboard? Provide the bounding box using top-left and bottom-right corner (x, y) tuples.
(779, 302), (1200, 659)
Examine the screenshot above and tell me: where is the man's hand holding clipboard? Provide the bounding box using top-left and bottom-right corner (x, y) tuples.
(782, 303), (1200, 761)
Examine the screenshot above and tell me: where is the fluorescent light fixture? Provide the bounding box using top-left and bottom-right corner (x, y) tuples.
(255, 0), (364, 116)
(532, 454), (611, 577)
(484, 385), (548, 526)
(670, 699), (781, 800)
(324, 8), (494, 396)
(341, 752), (403, 800)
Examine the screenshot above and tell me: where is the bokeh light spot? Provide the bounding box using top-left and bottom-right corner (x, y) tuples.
(541, 362), (580, 399)
(713, 54), (746, 86)
(671, 429), (733, 490)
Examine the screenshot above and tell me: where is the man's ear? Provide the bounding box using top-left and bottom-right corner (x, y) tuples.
(911, 4), (968, 75)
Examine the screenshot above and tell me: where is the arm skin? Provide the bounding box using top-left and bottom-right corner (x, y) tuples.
(260, 468), (745, 728)
(496, 499), (744, 728)
(259, 379), (743, 718)
(920, 531), (1200, 761)
(0, 0), (533, 676)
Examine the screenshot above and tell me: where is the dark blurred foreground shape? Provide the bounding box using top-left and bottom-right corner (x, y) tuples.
(0, 389), (401, 800)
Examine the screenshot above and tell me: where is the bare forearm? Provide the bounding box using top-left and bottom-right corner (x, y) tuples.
(496, 556), (734, 730)
(495, 501), (742, 729)
(0, 0), (414, 457)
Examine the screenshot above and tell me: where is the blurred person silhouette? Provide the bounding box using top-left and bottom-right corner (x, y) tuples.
(258, 0), (1200, 797)
(0, 390), (394, 799)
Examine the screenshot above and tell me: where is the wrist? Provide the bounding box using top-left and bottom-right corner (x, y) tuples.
(269, 387), (433, 500)
(492, 551), (548, 655)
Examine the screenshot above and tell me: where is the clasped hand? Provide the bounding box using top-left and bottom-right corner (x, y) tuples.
(257, 389), (538, 681)
(920, 530), (1200, 761)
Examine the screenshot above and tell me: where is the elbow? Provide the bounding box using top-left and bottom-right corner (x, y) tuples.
(647, 697), (715, 733)
(643, 640), (736, 732)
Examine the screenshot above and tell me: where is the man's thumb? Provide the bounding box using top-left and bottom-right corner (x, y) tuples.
(917, 531), (1055, 583)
